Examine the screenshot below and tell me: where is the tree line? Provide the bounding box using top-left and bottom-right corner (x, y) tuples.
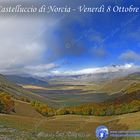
(31, 99), (140, 117)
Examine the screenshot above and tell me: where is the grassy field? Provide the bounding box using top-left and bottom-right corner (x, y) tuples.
(0, 100), (140, 140)
(12, 100), (43, 118)
(22, 84), (110, 108)
(0, 112), (139, 139)
(22, 84), (99, 93)
(22, 85), (49, 90)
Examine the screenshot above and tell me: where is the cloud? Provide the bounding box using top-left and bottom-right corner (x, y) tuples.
(51, 63), (136, 76)
(0, 63), (58, 76)
(24, 63), (59, 76)
(0, 15), (62, 75)
(0, 17), (46, 68)
(91, 47), (107, 58)
(90, 30), (104, 45)
(119, 50), (140, 62)
(25, 63), (58, 71)
(44, 17), (87, 63)
(128, 27), (140, 42)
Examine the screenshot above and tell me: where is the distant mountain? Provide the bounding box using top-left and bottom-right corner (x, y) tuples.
(46, 71), (131, 85)
(5, 75), (48, 86)
(45, 64), (140, 83)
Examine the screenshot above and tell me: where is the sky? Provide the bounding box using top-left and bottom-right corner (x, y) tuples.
(0, 0), (140, 76)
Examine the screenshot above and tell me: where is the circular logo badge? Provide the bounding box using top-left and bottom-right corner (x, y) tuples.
(96, 125), (109, 140)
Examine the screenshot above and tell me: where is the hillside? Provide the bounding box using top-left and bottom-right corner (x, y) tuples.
(5, 75), (48, 86)
(125, 72), (140, 80)
(99, 72), (140, 94)
(99, 73), (140, 106)
(99, 78), (131, 93)
(122, 82), (140, 94)
(12, 100), (43, 118)
(0, 74), (47, 103)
